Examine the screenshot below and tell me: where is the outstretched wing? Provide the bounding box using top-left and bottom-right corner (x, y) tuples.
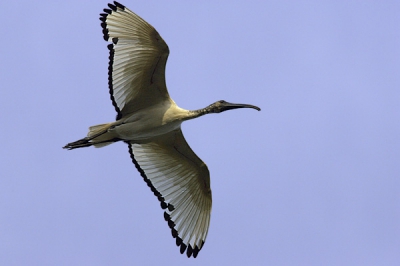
(100, 1), (170, 120)
(127, 129), (212, 258)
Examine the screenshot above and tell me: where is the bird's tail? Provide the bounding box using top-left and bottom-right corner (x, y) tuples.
(63, 123), (120, 150)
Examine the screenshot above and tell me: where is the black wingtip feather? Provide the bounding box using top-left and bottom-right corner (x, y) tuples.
(114, 1), (125, 9)
(192, 246), (200, 258)
(171, 228), (178, 238)
(167, 203), (175, 211)
(157, 195), (165, 202)
(167, 220), (175, 229)
(106, 43), (122, 119)
(103, 8), (112, 14)
(187, 245), (193, 258)
(108, 3), (117, 11)
(103, 29), (109, 41)
(164, 212), (170, 221)
(180, 243), (187, 254)
(100, 22), (106, 29)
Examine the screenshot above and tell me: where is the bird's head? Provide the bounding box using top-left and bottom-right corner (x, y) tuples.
(207, 100), (261, 113)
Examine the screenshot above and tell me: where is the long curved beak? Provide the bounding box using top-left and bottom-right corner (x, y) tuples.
(221, 101), (261, 112)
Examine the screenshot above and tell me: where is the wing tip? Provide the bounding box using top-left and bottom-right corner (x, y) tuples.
(114, 1), (125, 10)
(192, 245), (200, 258)
(177, 242), (202, 258)
(99, 2), (125, 42)
(103, 8), (112, 15)
(165, 211), (204, 258)
(102, 2), (125, 15)
(179, 243), (187, 254)
(107, 3), (117, 11)
(187, 245), (193, 257)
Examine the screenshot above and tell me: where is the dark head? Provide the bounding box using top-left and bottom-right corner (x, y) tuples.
(207, 100), (261, 113)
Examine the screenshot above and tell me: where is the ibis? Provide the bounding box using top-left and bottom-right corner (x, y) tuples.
(64, 1), (260, 258)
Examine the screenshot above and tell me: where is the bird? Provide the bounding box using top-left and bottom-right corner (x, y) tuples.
(64, 1), (260, 258)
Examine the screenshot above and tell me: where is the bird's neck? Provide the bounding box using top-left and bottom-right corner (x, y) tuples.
(186, 106), (214, 120)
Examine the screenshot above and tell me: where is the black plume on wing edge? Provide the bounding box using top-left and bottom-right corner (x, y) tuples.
(126, 142), (204, 258)
(99, 2), (125, 120)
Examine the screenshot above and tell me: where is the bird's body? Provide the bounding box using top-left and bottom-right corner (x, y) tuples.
(88, 100), (185, 144)
(64, 1), (260, 258)
(115, 101), (185, 140)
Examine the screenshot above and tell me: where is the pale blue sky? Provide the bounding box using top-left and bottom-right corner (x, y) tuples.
(1, 1), (399, 265)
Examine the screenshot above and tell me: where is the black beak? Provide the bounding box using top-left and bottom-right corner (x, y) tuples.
(220, 101), (261, 112)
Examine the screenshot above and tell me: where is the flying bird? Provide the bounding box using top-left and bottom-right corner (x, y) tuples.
(64, 1), (260, 258)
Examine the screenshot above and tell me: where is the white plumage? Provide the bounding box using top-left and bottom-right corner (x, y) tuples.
(64, 1), (260, 258)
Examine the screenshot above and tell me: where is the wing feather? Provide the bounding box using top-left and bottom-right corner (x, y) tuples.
(100, 1), (170, 119)
(127, 130), (212, 258)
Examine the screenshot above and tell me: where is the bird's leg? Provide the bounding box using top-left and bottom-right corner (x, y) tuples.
(63, 137), (121, 150)
(63, 138), (93, 150)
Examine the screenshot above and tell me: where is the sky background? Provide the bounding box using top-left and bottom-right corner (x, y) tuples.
(1, 0), (399, 265)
